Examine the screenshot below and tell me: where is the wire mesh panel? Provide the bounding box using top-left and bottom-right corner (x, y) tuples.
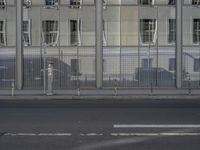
(58, 48), (77, 89)
(183, 47), (200, 88)
(46, 54), (63, 89)
(138, 46), (157, 87)
(23, 48), (43, 89)
(0, 48), (15, 89)
(59, 47), (80, 89)
(156, 5), (176, 87)
(103, 47), (120, 87)
(157, 47), (176, 87)
(3, 1), (200, 91)
(78, 47), (95, 88)
(0, 3), (16, 89)
(120, 47), (139, 87)
(182, 5), (200, 88)
(23, 47), (96, 89)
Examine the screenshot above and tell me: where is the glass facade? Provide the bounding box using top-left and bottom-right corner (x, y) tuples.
(0, 0), (200, 89)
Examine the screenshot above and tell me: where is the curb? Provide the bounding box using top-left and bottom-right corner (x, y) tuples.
(1, 95), (200, 100)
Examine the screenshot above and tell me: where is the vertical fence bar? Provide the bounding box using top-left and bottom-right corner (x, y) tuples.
(138, 3), (140, 87)
(16, 0), (23, 89)
(95, 0), (103, 88)
(176, 0), (183, 88)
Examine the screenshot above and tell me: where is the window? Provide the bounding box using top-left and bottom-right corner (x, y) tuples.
(192, 0), (200, 5)
(169, 58), (176, 71)
(193, 19), (200, 44)
(140, 19), (157, 44)
(168, 0), (175, 5)
(103, 20), (107, 46)
(0, 0), (5, 9)
(103, 59), (106, 73)
(140, 0), (154, 5)
(103, 0), (107, 9)
(69, 0), (82, 8)
(71, 59), (80, 75)
(194, 58), (200, 72)
(141, 58), (153, 68)
(0, 20), (6, 46)
(42, 20), (59, 46)
(70, 20), (81, 46)
(23, 20), (31, 46)
(23, 0), (32, 8)
(168, 19), (176, 44)
(45, 0), (58, 7)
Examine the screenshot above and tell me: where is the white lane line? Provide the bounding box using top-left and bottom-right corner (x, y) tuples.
(4, 132), (200, 137)
(4, 133), (104, 137)
(5, 133), (37, 136)
(111, 133), (200, 136)
(4, 133), (72, 136)
(114, 124), (200, 128)
(37, 133), (72, 136)
(80, 133), (103, 136)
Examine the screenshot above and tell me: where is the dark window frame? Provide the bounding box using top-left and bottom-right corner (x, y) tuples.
(168, 0), (175, 5)
(141, 58), (153, 68)
(0, 20), (6, 46)
(42, 20), (59, 46)
(23, 20), (31, 46)
(169, 58), (176, 71)
(45, 0), (58, 7)
(0, 0), (6, 9)
(140, 19), (157, 44)
(192, 0), (200, 5)
(140, 0), (154, 5)
(193, 19), (200, 44)
(194, 58), (200, 72)
(71, 59), (80, 75)
(168, 19), (176, 44)
(70, 19), (81, 46)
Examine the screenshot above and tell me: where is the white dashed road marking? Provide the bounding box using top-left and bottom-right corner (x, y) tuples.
(114, 124), (200, 128)
(3, 132), (200, 137)
(80, 133), (103, 136)
(110, 133), (200, 136)
(4, 133), (72, 136)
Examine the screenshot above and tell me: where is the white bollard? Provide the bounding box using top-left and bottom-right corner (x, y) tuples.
(77, 88), (80, 96)
(46, 63), (54, 96)
(114, 87), (117, 96)
(11, 82), (15, 96)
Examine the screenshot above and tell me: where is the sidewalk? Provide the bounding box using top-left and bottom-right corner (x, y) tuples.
(0, 88), (200, 100)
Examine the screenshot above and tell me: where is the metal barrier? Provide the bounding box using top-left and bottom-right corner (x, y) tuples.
(1, 47), (200, 90)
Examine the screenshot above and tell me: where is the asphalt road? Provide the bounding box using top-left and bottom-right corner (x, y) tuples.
(0, 99), (200, 150)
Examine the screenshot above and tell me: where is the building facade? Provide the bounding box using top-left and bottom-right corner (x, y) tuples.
(0, 0), (200, 90)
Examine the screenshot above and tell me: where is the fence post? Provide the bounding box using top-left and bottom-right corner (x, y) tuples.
(95, 0), (103, 89)
(176, 0), (183, 88)
(16, 0), (23, 90)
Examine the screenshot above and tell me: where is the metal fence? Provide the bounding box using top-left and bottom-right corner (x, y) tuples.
(2, 46), (200, 90)
(23, 47), (96, 89)
(103, 46), (176, 88)
(0, 49), (16, 89)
